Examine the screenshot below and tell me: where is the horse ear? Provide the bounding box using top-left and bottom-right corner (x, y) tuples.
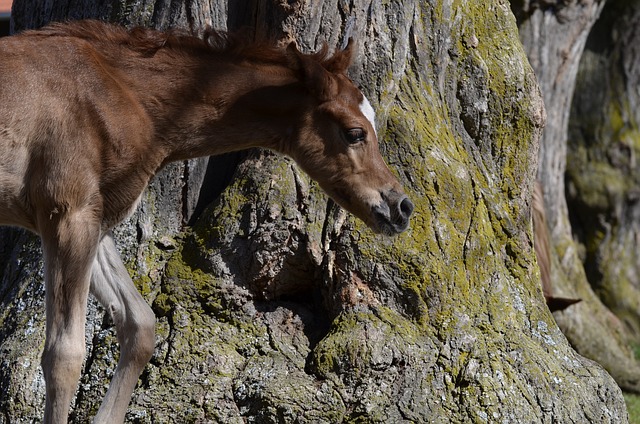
(286, 41), (304, 72)
(324, 38), (356, 74)
(287, 41), (337, 101)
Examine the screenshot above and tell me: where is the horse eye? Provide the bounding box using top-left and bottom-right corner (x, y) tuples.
(345, 128), (366, 144)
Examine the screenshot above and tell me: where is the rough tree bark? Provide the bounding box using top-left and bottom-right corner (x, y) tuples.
(0, 0), (627, 422)
(566, 0), (640, 343)
(513, 0), (640, 392)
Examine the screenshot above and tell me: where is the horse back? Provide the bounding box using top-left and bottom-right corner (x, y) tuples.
(0, 31), (156, 233)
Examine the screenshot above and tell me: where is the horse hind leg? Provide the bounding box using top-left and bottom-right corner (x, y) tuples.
(90, 232), (156, 424)
(39, 206), (101, 424)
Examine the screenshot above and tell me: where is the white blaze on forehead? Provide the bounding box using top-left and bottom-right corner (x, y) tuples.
(359, 94), (377, 136)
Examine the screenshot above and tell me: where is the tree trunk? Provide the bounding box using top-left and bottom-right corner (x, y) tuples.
(513, 0), (640, 392)
(566, 0), (640, 342)
(1, 0), (626, 422)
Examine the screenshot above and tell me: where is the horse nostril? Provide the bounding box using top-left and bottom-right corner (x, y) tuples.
(398, 196), (414, 219)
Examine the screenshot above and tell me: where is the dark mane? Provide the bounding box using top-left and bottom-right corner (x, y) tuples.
(30, 20), (338, 69)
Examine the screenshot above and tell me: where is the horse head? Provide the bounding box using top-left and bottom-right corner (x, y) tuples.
(285, 40), (414, 236)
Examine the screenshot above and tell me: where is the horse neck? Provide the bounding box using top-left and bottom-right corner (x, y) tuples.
(124, 52), (308, 164)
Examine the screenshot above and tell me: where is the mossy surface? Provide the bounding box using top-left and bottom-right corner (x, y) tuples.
(131, 1), (623, 421)
(0, 0), (628, 422)
(296, 1), (622, 422)
(566, 1), (640, 348)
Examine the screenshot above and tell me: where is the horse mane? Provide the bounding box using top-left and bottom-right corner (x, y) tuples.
(30, 20), (343, 71)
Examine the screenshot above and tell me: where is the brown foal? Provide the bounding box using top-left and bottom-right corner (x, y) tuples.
(0, 20), (413, 423)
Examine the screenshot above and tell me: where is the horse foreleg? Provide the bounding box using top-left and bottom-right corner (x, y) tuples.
(90, 233), (156, 424)
(40, 208), (100, 424)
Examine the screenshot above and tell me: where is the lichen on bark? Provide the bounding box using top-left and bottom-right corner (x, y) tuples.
(0, 0), (628, 422)
(567, 0), (640, 342)
(513, 0), (640, 394)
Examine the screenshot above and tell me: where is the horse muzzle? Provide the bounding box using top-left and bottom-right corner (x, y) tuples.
(371, 191), (414, 236)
